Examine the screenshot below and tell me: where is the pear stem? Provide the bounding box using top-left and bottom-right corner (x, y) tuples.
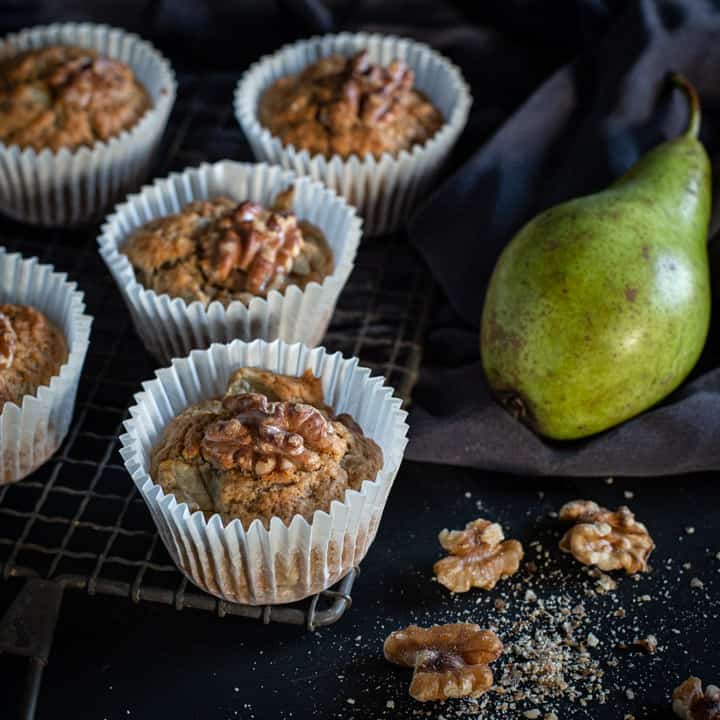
(670, 72), (701, 139)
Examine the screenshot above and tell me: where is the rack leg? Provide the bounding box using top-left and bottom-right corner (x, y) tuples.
(0, 578), (64, 720)
(21, 657), (46, 720)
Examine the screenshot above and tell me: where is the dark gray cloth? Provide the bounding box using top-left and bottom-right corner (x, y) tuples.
(407, 0), (720, 475)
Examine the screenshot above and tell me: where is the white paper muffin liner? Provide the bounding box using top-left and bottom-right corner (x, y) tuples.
(98, 160), (362, 364)
(0, 248), (92, 484)
(0, 23), (176, 226)
(119, 339), (408, 605)
(235, 32), (472, 235)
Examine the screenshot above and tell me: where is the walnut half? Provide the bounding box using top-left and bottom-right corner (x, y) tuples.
(200, 392), (344, 474)
(673, 677), (720, 720)
(433, 518), (524, 593)
(558, 500), (654, 574)
(205, 191), (303, 295)
(384, 623), (503, 702)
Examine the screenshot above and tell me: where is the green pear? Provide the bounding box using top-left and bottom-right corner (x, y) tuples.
(481, 74), (712, 440)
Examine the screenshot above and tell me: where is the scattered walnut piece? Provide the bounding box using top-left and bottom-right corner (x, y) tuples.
(558, 500), (654, 574)
(384, 623), (502, 702)
(673, 677), (720, 719)
(589, 567), (618, 593)
(617, 635), (658, 654)
(433, 519), (524, 592)
(635, 635), (658, 654)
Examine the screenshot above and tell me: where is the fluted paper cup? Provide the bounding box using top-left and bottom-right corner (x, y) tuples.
(119, 339), (408, 605)
(0, 23), (176, 226)
(0, 248), (92, 484)
(235, 32), (472, 235)
(98, 160), (361, 364)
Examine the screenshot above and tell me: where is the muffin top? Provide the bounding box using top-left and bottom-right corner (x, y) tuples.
(151, 367), (384, 528)
(122, 187), (333, 306)
(0, 304), (68, 411)
(258, 50), (444, 159)
(0, 45), (151, 152)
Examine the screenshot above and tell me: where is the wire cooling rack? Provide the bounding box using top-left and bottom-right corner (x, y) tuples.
(0, 73), (433, 636)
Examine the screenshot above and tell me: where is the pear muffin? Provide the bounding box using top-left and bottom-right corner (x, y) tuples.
(0, 304), (68, 410)
(121, 187), (333, 306)
(150, 367), (383, 528)
(0, 45), (151, 152)
(258, 49), (444, 159)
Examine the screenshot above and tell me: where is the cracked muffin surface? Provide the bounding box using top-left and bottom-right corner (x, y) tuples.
(258, 50), (444, 159)
(0, 304), (68, 410)
(0, 45), (151, 152)
(121, 187), (333, 306)
(150, 367), (383, 528)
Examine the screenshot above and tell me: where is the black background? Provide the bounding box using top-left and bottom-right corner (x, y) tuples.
(0, 1), (718, 718)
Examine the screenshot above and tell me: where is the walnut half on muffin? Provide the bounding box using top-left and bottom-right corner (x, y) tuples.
(258, 50), (444, 159)
(0, 45), (151, 152)
(150, 367), (383, 528)
(0, 304), (68, 410)
(121, 187), (333, 306)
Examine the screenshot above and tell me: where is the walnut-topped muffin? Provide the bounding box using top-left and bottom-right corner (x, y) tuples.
(151, 367), (383, 528)
(0, 45), (151, 152)
(122, 187), (333, 306)
(0, 304), (68, 410)
(258, 50), (444, 158)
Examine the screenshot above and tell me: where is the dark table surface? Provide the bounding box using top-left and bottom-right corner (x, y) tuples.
(2, 463), (719, 719)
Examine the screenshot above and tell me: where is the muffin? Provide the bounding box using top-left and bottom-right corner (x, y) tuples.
(151, 366), (383, 528)
(0, 23), (176, 225)
(235, 33), (472, 234)
(121, 187), (333, 307)
(99, 161), (361, 363)
(258, 50), (443, 159)
(0, 304), (68, 410)
(0, 45), (151, 152)
(120, 338), (407, 604)
(0, 248), (92, 485)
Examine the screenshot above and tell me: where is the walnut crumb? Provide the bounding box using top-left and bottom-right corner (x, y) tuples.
(617, 635), (658, 654)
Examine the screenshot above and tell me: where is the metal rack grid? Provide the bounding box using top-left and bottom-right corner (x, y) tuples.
(0, 73), (433, 632)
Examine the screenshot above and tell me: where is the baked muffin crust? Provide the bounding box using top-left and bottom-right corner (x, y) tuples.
(122, 187), (333, 306)
(151, 367), (383, 528)
(0, 45), (151, 152)
(0, 304), (68, 410)
(258, 50), (444, 159)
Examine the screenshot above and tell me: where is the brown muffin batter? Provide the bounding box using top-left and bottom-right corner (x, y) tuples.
(151, 367), (383, 528)
(122, 187), (333, 306)
(258, 50), (444, 159)
(0, 304), (68, 410)
(0, 45), (151, 152)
